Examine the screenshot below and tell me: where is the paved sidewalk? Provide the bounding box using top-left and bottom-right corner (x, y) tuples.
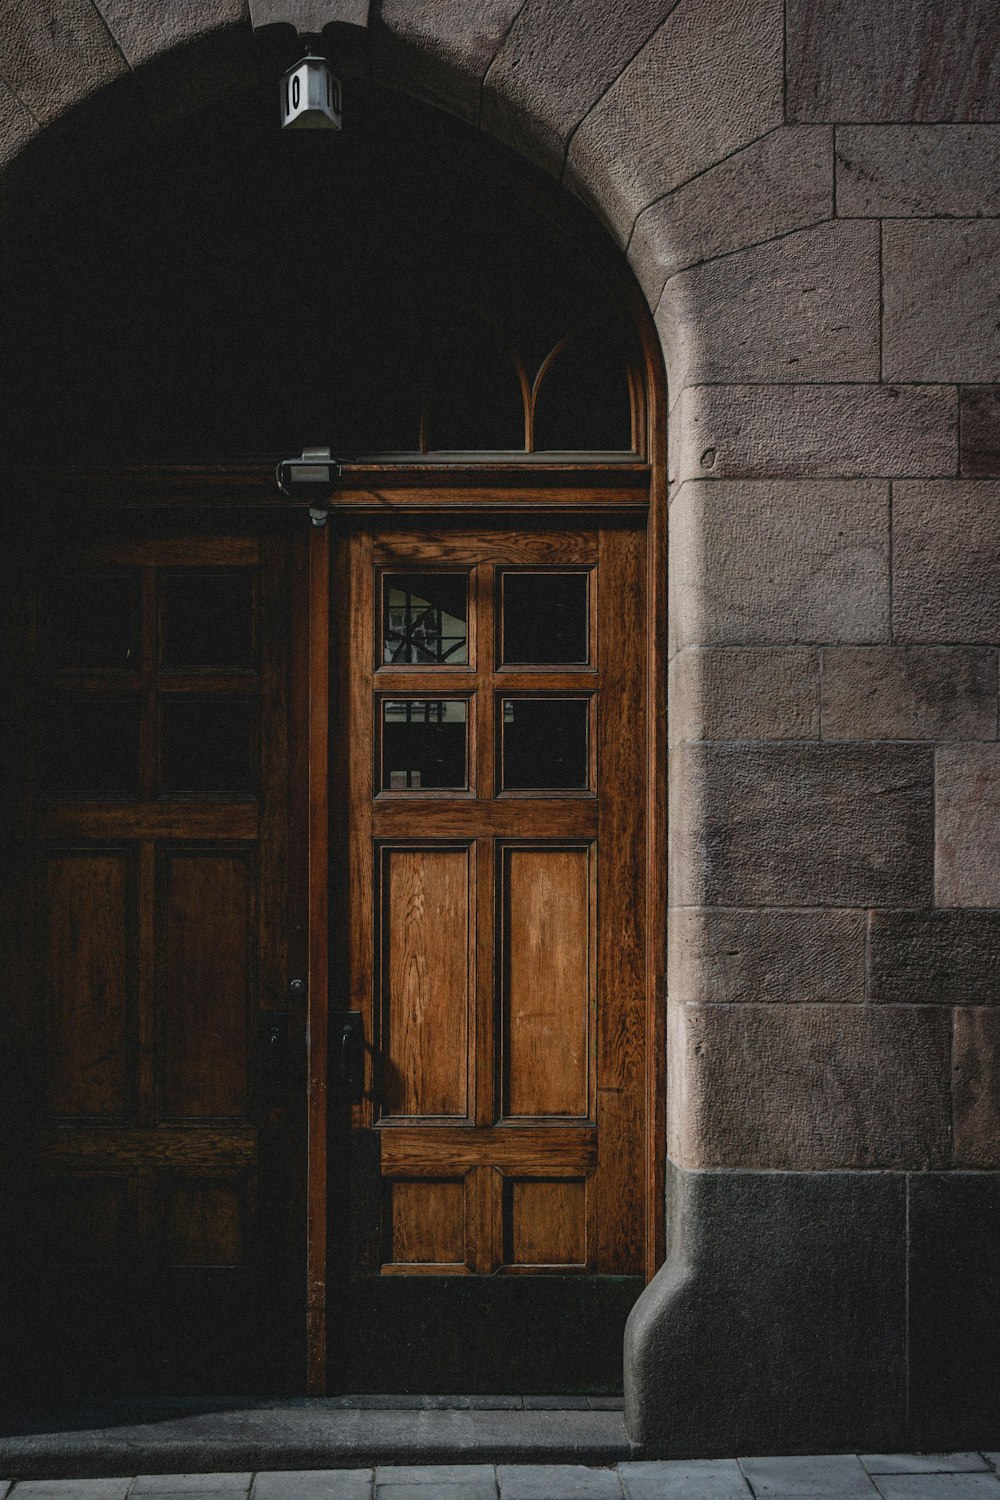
(3, 1453), (1000, 1499)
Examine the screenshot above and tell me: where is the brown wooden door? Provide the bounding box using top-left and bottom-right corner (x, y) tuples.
(325, 516), (647, 1392)
(2, 511), (308, 1395)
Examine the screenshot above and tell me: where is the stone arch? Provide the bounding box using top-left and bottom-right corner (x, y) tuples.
(2, 0), (999, 1459)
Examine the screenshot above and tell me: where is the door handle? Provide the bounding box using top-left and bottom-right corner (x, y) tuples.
(337, 1012), (365, 1104)
(260, 1010), (289, 1106)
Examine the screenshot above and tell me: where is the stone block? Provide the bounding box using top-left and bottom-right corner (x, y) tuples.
(960, 387), (1000, 478)
(376, 1487), (492, 1500)
(869, 910), (1000, 1005)
(657, 221), (879, 393)
(668, 1002), (950, 1170)
(954, 1008), (1000, 1169)
(628, 125), (832, 307)
(0, 77), (38, 173)
(668, 907), (866, 1005)
(820, 647), (997, 742)
(737, 1456), (877, 1496)
(668, 647), (819, 744)
(883, 221), (1000, 384)
(378, 1467), (497, 1483)
(376, 1469), (497, 1500)
(565, 0), (783, 243)
(873, 1478), (1000, 1500)
(10, 1485), (131, 1500)
(498, 1466), (621, 1499)
(372, 1), (521, 123)
(625, 1165), (907, 1452)
(786, 0), (1000, 123)
(248, 0), (367, 30)
(892, 482), (1000, 644)
(0, 0), (130, 124)
(130, 1478), (251, 1495)
(482, 0), (668, 177)
(937, 744), (1000, 907)
(92, 0), (246, 66)
(908, 1173), (1000, 1447)
(669, 480), (889, 650)
(669, 742), (933, 907)
(837, 126), (1000, 218)
(862, 1458), (990, 1475)
(668, 385), (956, 485)
(619, 1458), (751, 1499)
(252, 1474), (373, 1500)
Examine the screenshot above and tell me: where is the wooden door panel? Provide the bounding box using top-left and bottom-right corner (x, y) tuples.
(159, 848), (254, 1122)
(501, 843), (594, 1121)
(379, 845), (473, 1119)
(386, 1177), (467, 1270)
(506, 1177), (588, 1269)
(41, 849), (135, 1120)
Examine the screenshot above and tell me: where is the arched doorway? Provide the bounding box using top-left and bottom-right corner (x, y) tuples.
(0, 74), (666, 1398)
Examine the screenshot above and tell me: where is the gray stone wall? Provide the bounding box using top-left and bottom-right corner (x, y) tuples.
(1, 0), (999, 1457)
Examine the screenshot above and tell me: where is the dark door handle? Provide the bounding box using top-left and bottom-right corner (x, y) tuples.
(260, 1011), (289, 1105)
(337, 1012), (365, 1104)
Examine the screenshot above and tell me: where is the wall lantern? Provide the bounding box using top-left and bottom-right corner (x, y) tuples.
(276, 447), (341, 524)
(280, 51), (342, 131)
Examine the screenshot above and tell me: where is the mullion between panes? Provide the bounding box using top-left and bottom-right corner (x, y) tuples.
(139, 567), (158, 800)
(476, 561), (495, 800)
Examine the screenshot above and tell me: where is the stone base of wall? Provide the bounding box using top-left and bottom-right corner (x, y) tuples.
(625, 1164), (1000, 1455)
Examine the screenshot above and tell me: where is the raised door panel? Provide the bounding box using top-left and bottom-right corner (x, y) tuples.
(159, 849), (254, 1122)
(500, 844), (594, 1120)
(42, 850), (135, 1120)
(378, 845), (472, 1120)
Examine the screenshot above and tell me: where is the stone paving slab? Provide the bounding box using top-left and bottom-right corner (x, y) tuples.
(132, 1478), (253, 1493)
(498, 1465), (623, 1499)
(863, 1460), (991, 1476)
(871, 1477), (1000, 1500)
(620, 1457), (752, 1498)
(376, 1465), (497, 1483)
(250, 1475), (372, 1499)
(738, 1454), (879, 1497)
(6, 1485), (133, 1499)
(376, 1484), (497, 1500)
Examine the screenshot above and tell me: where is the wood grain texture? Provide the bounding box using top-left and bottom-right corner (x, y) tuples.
(161, 1177), (246, 1266)
(37, 803), (259, 840)
(597, 527), (646, 1091)
(508, 1178), (587, 1266)
(373, 801), (597, 838)
(380, 846), (471, 1119)
(502, 845), (593, 1120)
(37, 1126), (257, 1167)
(595, 1087), (644, 1274)
(159, 849), (253, 1121)
(41, 851), (134, 1119)
(378, 1125), (597, 1175)
(387, 1177), (466, 1267)
(307, 522), (331, 1394)
(375, 530), (601, 566)
(25, 464), (651, 514)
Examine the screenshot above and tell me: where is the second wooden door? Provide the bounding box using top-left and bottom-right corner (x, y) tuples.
(325, 517), (647, 1392)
